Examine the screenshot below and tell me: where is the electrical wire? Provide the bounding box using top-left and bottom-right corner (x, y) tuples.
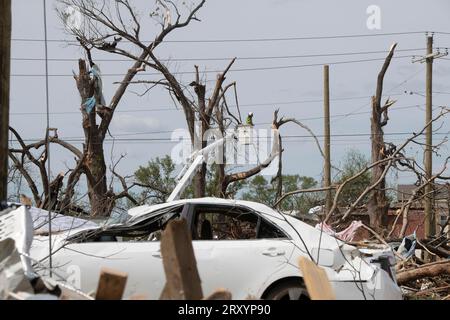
(9, 93), (410, 116)
(331, 67), (425, 124)
(10, 30), (429, 44)
(8, 131), (449, 145)
(9, 55), (416, 77)
(10, 47), (427, 63)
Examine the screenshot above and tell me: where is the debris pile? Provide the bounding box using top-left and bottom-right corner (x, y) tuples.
(395, 235), (450, 300)
(0, 205), (93, 300)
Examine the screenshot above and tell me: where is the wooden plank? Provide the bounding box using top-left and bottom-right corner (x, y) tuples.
(298, 257), (335, 300)
(159, 283), (170, 300)
(95, 267), (128, 300)
(160, 218), (203, 300)
(204, 289), (232, 300)
(128, 294), (148, 300)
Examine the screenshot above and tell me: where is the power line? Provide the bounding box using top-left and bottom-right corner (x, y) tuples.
(30, 104), (427, 140)
(331, 66), (426, 124)
(9, 55), (416, 77)
(10, 92), (412, 116)
(10, 87), (450, 120)
(10, 131), (449, 144)
(10, 48), (427, 63)
(248, 104), (442, 128)
(98, 104), (430, 138)
(10, 30), (429, 44)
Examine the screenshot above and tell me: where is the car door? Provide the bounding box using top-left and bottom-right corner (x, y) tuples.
(188, 204), (295, 299)
(45, 205), (185, 299)
(50, 240), (165, 299)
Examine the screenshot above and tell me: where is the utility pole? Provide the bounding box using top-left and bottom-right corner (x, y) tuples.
(412, 34), (447, 241)
(424, 36), (434, 239)
(0, 0), (11, 205)
(323, 65), (332, 213)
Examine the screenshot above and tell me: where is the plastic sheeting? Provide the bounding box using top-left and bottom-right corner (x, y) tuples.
(315, 220), (363, 242)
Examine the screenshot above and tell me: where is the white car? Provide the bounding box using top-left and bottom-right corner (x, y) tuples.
(30, 198), (403, 300)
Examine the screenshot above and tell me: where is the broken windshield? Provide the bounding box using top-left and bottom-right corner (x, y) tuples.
(67, 204), (185, 243)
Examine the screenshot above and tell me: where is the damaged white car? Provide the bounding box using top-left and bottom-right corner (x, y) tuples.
(30, 197), (403, 300)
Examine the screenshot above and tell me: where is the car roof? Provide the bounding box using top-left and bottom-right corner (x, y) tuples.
(127, 197), (285, 221)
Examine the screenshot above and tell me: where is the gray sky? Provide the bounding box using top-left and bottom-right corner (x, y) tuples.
(9, 0), (450, 192)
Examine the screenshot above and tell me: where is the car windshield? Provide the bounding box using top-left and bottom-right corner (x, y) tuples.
(104, 210), (131, 226)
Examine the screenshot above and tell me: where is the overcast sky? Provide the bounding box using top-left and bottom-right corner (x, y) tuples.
(8, 0), (450, 192)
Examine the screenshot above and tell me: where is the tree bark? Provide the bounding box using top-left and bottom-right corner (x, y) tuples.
(368, 43), (397, 230)
(75, 60), (112, 217)
(368, 95), (389, 229)
(396, 260), (450, 285)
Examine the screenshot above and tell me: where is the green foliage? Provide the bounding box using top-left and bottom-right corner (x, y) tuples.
(135, 151), (379, 214)
(241, 175), (276, 205)
(335, 149), (372, 206)
(134, 157), (241, 204)
(240, 174), (321, 214)
(134, 155), (192, 204)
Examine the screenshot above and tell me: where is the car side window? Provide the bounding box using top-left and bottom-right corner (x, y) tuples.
(192, 206), (287, 240)
(258, 218), (288, 239)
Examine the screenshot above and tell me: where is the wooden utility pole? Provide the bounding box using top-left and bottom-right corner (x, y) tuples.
(0, 0), (11, 204)
(323, 65), (332, 213)
(411, 34), (448, 255)
(424, 35), (435, 239)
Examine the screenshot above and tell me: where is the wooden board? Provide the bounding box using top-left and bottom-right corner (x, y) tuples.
(204, 289), (232, 300)
(298, 257), (335, 300)
(160, 218), (203, 300)
(95, 267), (128, 300)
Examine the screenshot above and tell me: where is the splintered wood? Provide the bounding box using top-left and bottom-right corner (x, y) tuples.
(298, 257), (335, 300)
(95, 267), (128, 300)
(160, 218), (204, 300)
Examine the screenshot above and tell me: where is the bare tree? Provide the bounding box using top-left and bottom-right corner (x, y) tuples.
(8, 0), (289, 215)
(269, 109), (326, 203)
(322, 108), (449, 226)
(367, 43), (397, 230)
(58, 0), (292, 202)
(8, 127), (82, 211)
(59, 0), (213, 214)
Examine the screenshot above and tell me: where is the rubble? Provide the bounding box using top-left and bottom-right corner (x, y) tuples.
(0, 205), (93, 300)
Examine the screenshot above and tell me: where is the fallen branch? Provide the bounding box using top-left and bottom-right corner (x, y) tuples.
(397, 260), (450, 285)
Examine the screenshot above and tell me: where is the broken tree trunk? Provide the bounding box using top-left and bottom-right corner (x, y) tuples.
(160, 219), (203, 300)
(368, 43), (397, 230)
(74, 60), (113, 217)
(396, 260), (450, 285)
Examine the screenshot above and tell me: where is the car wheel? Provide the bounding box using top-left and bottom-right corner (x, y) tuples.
(265, 280), (310, 300)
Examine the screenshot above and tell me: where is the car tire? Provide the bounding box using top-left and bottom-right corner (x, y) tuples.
(264, 280), (310, 300)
